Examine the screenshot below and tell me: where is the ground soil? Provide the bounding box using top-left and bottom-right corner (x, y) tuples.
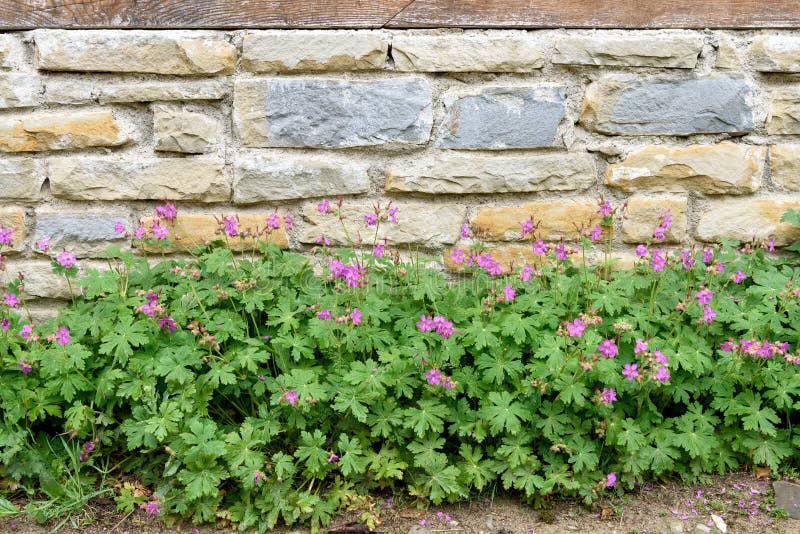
(2, 472), (799, 534)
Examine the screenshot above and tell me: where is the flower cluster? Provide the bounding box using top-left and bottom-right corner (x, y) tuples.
(79, 441), (94, 462)
(135, 290), (177, 332)
(424, 368), (457, 390)
(652, 210), (673, 241)
(720, 338), (798, 364)
(328, 260), (364, 288)
(416, 314), (455, 339)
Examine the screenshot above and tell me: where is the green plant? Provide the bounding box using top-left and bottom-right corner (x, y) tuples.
(0, 200), (799, 532)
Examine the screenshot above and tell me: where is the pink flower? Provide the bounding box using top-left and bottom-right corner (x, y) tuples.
(222, 216), (237, 237)
(520, 219), (534, 237)
(598, 201), (613, 217)
(622, 363), (640, 381)
(425, 368), (442, 386)
(134, 226), (146, 239)
(317, 199), (330, 214)
(140, 501), (160, 515)
(601, 388), (617, 404)
(650, 249), (665, 272)
(17, 358), (32, 374)
(733, 270), (746, 284)
(695, 289), (713, 305)
(598, 339), (618, 358)
(18, 323), (33, 341)
(554, 244), (568, 261)
(327, 453), (339, 463)
(265, 213), (281, 229)
(1, 318), (9, 331)
(283, 212), (294, 229)
(654, 366), (670, 383)
(4, 293), (19, 308)
(114, 222), (126, 234)
(152, 224), (169, 240)
(388, 207), (398, 223)
(283, 390), (299, 405)
(350, 308), (362, 325)
(701, 306), (716, 324)
(605, 472), (617, 487)
(419, 520), (428, 527)
(532, 240), (548, 256)
(373, 243), (384, 258)
(0, 227), (13, 245)
(157, 316), (177, 332)
(654, 349), (668, 365)
(767, 239), (775, 252)
(56, 250), (77, 268)
(155, 202), (177, 222)
(566, 319), (585, 338)
(317, 310), (332, 320)
(55, 327), (70, 346)
(450, 248), (464, 264)
(634, 338), (648, 355)
(459, 223), (471, 239)
(635, 244), (648, 258)
(36, 236), (50, 252)
(502, 284), (515, 301)
(364, 213), (378, 226)
(520, 265), (533, 282)
(589, 225), (602, 242)
(702, 248), (713, 264)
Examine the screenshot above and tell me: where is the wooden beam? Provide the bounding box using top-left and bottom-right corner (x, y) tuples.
(386, 0), (800, 29)
(0, 0), (798, 29)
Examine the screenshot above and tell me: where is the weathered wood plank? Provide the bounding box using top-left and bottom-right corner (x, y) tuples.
(0, 0), (411, 29)
(386, 0), (800, 29)
(0, 0), (798, 29)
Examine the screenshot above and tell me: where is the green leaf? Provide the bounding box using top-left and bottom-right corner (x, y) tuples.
(99, 315), (148, 364)
(337, 434), (367, 477)
(405, 399), (448, 437)
(480, 391), (529, 436)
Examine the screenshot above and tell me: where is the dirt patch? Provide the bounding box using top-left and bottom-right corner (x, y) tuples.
(1, 473), (798, 534)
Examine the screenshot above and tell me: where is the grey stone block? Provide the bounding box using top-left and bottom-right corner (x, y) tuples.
(439, 87), (565, 149)
(234, 77), (432, 148)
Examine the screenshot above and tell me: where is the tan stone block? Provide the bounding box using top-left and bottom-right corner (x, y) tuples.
(552, 31), (703, 68)
(472, 201), (598, 242)
(0, 74), (42, 109)
(0, 111), (127, 153)
(242, 31), (388, 72)
(767, 89), (800, 135)
(0, 159), (44, 200)
(153, 107), (220, 154)
(0, 208), (25, 253)
(750, 34), (800, 73)
(606, 143), (764, 194)
(49, 157), (229, 202)
(715, 34), (741, 70)
(696, 199), (800, 246)
(770, 144), (800, 191)
(621, 195), (688, 244)
(140, 214), (288, 253)
(34, 30), (235, 75)
(299, 202), (465, 247)
(386, 152), (596, 194)
(391, 31), (544, 72)
(98, 80), (228, 103)
(4, 260), (72, 300)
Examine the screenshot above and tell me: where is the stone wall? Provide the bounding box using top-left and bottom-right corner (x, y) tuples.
(1, 28), (800, 310)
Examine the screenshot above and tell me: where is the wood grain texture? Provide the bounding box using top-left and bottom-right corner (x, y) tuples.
(0, 0), (798, 29)
(386, 0), (800, 29)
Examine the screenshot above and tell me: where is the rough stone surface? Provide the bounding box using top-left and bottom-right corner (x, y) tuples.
(605, 143), (764, 194)
(472, 201), (597, 241)
(43, 80), (96, 105)
(234, 78), (432, 148)
(34, 30), (235, 75)
(0, 74), (42, 109)
(0, 111), (127, 153)
(751, 35), (800, 72)
(621, 195), (688, 244)
(6, 260), (72, 300)
(0, 208), (25, 252)
(696, 199), (800, 246)
(770, 144), (800, 191)
(49, 157), (229, 201)
(0, 35), (20, 69)
(766, 89), (800, 135)
(35, 212), (127, 257)
(386, 152), (596, 194)
(99, 80), (228, 103)
(580, 76), (754, 135)
(242, 31), (387, 72)
(140, 214), (288, 253)
(153, 106), (219, 154)
(0, 159), (44, 200)
(234, 155), (369, 203)
(552, 31), (703, 68)
(299, 202), (464, 246)
(438, 87), (565, 149)
(773, 481), (800, 519)
(391, 32), (545, 72)
(715, 34), (741, 70)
